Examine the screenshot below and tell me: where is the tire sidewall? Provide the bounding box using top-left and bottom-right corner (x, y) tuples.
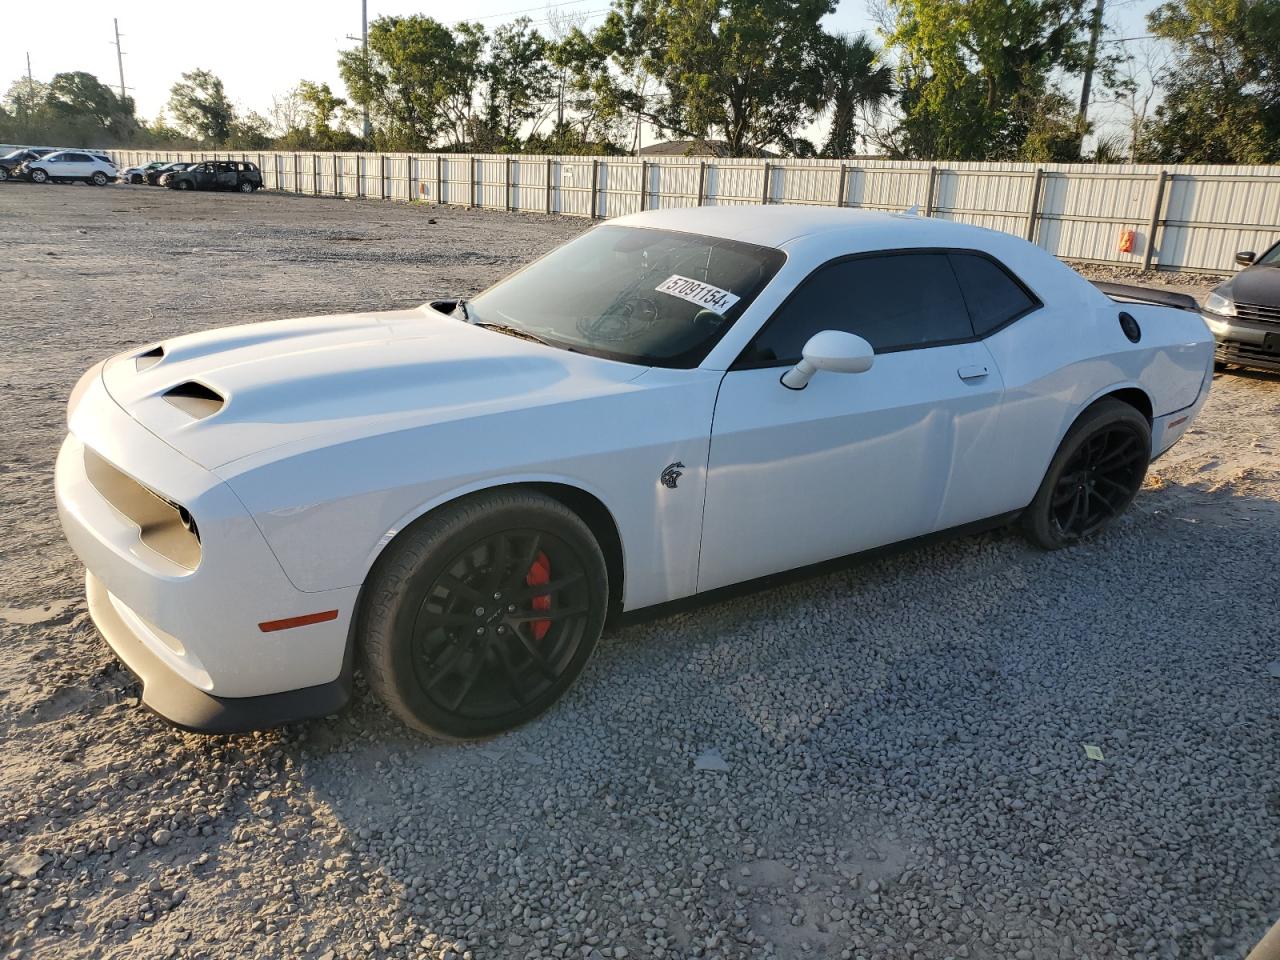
(30, 169), (47, 183)
(1024, 399), (1152, 549)
(91, 172), (108, 186)
(364, 493), (609, 739)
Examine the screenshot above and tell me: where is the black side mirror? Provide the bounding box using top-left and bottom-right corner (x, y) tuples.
(1236, 251), (1256, 267)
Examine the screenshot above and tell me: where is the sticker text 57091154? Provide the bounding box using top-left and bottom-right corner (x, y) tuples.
(654, 275), (741, 315)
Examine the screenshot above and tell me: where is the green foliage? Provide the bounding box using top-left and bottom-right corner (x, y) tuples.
(881, 0), (1088, 160)
(817, 33), (893, 158)
(339, 15), (477, 150)
(167, 69), (235, 143)
(579, 0), (835, 157)
(1141, 0), (1280, 163)
(0, 72), (142, 146)
(478, 19), (556, 150)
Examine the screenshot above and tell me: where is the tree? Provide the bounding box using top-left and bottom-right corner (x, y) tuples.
(1141, 0), (1280, 163)
(880, 0), (1090, 159)
(594, 0), (834, 157)
(167, 69), (235, 143)
(816, 33), (893, 157)
(0, 72), (143, 146)
(479, 19), (556, 150)
(339, 15), (475, 150)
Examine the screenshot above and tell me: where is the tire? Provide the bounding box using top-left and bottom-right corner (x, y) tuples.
(238, 180), (255, 193)
(361, 489), (609, 740)
(1022, 398), (1151, 550)
(0, 167), (7, 182)
(90, 171), (108, 186)
(29, 168), (48, 184)
(175, 180), (192, 190)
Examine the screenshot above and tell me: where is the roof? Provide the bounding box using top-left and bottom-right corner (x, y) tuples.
(637, 139), (778, 158)
(609, 204), (1013, 252)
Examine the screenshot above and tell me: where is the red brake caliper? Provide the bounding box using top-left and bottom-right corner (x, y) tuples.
(525, 551), (552, 641)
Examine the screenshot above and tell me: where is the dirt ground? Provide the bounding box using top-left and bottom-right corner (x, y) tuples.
(1, 184), (1277, 960)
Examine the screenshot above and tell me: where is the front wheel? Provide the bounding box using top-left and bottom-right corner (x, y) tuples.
(175, 180), (192, 190)
(1022, 398), (1151, 550)
(361, 490), (609, 740)
(29, 168), (48, 184)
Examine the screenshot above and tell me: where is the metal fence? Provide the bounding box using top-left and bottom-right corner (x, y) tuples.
(110, 149), (1280, 275)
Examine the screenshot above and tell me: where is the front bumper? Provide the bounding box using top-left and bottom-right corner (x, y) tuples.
(56, 366), (360, 730)
(1203, 311), (1280, 372)
(87, 573), (352, 733)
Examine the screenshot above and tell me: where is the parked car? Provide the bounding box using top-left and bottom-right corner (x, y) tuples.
(0, 149), (45, 181)
(147, 162), (193, 186)
(165, 160), (262, 193)
(55, 207), (1214, 737)
(23, 150), (117, 185)
(1201, 241), (1280, 372)
(120, 161), (171, 184)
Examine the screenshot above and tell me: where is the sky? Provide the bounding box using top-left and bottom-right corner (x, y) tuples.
(3, 0), (1163, 142)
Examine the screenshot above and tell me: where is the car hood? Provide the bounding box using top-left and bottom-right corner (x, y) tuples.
(1221, 265), (1280, 305)
(99, 304), (648, 470)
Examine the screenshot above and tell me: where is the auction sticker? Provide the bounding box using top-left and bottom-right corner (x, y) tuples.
(655, 275), (741, 315)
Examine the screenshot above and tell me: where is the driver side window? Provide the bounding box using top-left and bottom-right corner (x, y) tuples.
(738, 252), (975, 367)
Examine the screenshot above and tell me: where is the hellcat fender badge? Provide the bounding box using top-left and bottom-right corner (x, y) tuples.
(660, 462), (685, 489)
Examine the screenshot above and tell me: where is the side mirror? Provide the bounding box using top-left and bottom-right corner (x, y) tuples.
(1236, 251), (1256, 267)
(781, 330), (875, 390)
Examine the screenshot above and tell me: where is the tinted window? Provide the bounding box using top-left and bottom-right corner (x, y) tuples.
(1257, 242), (1280, 266)
(740, 253), (975, 365)
(467, 225), (786, 367)
(949, 252), (1038, 335)
(65, 153), (92, 162)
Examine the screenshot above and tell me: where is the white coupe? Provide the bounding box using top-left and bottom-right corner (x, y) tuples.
(56, 207), (1214, 738)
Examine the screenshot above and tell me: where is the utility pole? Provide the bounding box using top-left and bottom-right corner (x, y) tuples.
(361, 0), (371, 139)
(112, 19), (127, 100)
(1077, 0), (1104, 154)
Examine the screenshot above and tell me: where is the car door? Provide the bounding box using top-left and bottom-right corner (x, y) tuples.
(697, 251), (1008, 593)
(61, 153), (93, 178)
(215, 163), (238, 189)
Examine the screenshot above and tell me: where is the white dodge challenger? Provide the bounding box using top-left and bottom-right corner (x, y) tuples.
(56, 206), (1214, 738)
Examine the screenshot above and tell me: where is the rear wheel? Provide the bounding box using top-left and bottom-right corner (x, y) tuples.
(361, 490), (609, 739)
(238, 180), (255, 193)
(90, 171), (109, 186)
(1022, 399), (1151, 550)
(0, 167), (8, 182)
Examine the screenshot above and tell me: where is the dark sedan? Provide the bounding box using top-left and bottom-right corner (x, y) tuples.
(1203, 241), (1280, 372)
(147, 162), (193, 185)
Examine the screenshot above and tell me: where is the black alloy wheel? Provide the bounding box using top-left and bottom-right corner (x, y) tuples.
(1022, 398), (1151, 549)
(1048, 424), (1148, 539)
(362, 490), (609, 739)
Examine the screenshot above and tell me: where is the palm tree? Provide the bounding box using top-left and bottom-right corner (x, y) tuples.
(816, 33), (893, 159)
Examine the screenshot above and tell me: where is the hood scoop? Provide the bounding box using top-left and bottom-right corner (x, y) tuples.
(135, 345), (165, 371)
(163, 381), (224, 420)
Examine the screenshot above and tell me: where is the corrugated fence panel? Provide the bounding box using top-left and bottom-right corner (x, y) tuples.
(104, 149), (1280, 272)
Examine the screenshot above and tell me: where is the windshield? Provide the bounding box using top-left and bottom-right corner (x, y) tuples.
(464, 225), (785, 367)
(1257, 242), (1280, 266)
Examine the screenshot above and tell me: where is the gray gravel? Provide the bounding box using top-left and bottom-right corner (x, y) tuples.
(1, 185), (1278, 960)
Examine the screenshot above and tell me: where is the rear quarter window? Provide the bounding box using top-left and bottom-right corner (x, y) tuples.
(948, 252), (1040, 336)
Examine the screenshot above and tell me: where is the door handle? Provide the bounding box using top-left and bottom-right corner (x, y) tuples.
(957, 364), (989, 382)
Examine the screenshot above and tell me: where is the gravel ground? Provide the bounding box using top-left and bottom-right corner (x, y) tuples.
(1, 184), (1277, 960)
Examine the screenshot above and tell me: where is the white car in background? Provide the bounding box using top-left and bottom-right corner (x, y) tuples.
(55, 207), (1214, 739)
(25, 150), (117, 185)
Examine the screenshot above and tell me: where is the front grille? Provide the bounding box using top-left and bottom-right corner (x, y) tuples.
(1216, 339), (1280, 372)
(1234, 301), (1280, 324)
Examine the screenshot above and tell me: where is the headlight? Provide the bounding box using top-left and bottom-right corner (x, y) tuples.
(1204, 290), (1236, 317)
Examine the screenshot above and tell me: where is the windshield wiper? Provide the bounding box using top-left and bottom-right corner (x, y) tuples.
(469, 320), (555, 348)
(452, 299), (470, 321)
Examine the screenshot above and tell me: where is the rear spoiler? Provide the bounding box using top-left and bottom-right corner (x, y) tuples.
(1091, 281), (1199, 313)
